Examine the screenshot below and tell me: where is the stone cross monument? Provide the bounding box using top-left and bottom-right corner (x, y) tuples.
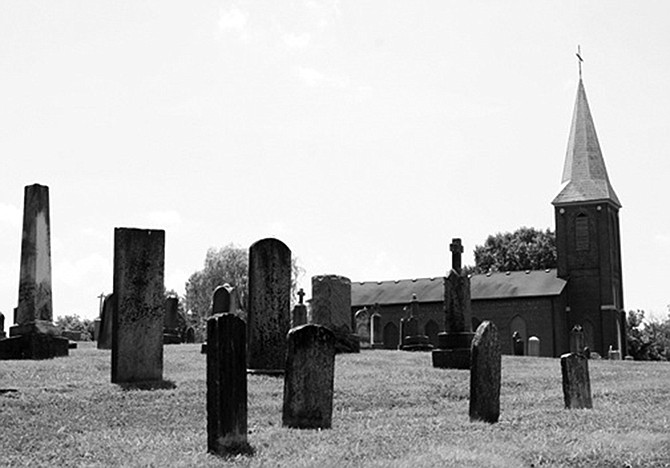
(432, 238), (475, 369)
(0, 184), (69, 359)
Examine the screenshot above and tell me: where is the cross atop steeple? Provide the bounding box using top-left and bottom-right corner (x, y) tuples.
(576, 45), (584, 80)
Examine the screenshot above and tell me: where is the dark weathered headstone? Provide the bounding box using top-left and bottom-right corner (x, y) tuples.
(432, 238), (474, 369)
(400, 295), (432, 351)
(0, 184), (69, 359)
(570, 325), (585, 355)
(111, 228), (165, 384)
(202, 284), (239, 353)
(247, 238), (291, 372)
(207, 313), (251, 455)
(164, 296), (181, 344)
(469, 321), (501, 423)
(370, 304), (383, 349)
(560, 352), (592, 409)
(282, 324), (336, 429)
(292, 289), (308, 328)
(0, 312), (5, 339)
(93, 318), (101, 342)
(97, 294), (114, 350)
(310, 274), (359, 354)
(185, 326), (196, 343)
(355, 308), (370, 349)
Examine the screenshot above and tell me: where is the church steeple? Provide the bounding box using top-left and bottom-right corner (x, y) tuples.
(552, 78), (621, 208)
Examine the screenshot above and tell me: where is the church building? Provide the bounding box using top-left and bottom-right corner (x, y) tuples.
(351, 75), (626, 358)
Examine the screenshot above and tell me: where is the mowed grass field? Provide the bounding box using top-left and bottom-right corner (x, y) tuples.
(1, 342), (669, 468)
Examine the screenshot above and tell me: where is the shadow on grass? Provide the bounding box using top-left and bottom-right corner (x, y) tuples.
(209, 442), (255, 458)
(117, 379), (177, 391)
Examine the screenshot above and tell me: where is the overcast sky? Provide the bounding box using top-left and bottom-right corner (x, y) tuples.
(1, 1), (669, 322)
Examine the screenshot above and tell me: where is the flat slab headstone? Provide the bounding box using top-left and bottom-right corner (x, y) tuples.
(207, 313), (251, 455)
(560, 352), (592, 409)
(310, 274), (359, 353)
(202, 284), (239, 353)
(469, 321), (501, 423)
(528, 336), (540, 357)
(111, 228), (165, 384)
(247, 238), (291, 372)
(164, 296), (181, 344)
(282, 324), (336, 429)
(370, 306), (383, 348)
(355, 308), (370, 348)
(97, 294), (114, 350)
(0, 184), (68, 359)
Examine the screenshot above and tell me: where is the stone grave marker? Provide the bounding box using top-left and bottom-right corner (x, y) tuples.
(291, 288), (308, 328)
(282, 324), (336, 429)
(528, 336), (540, 357)
(207, 313), (251, 455)
(370, 304), (383, 349)
(247, 238), (291, 372)
(164, 296), (181, 344)
(202, 284), (239, 353)
(608, 345), (621, 360)
(310, 274), (359, 353)
(111, 228), (165, 384)
(355, 308), (370, 349)
(0, 184), (69, 359)
(560, 352), (592, 409)
(469, 321), (501, 423)
(570, 325), (585, 355)
(0, 312), (5, 339)
(432, 238), (474, 369)
(97, 294), (114, 350)
(400, 294), (432, 351)
(185, 327), (196, 343)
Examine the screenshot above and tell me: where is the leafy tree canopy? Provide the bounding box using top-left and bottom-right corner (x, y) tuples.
(472, 227), (557, 274)
(626, 310), (670, 361)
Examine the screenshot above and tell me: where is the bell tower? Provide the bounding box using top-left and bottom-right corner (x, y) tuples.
(552, 69), (625, 356)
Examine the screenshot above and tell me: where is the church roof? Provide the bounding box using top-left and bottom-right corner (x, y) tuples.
(351, 269), (566, 307)
(552, 79), (621, 208)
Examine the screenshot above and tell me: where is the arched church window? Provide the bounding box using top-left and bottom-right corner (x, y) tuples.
(575, 213), (589, 251)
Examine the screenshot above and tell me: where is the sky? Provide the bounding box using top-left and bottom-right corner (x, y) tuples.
(1, 1), (669, 322)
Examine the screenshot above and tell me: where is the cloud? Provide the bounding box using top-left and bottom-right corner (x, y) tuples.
(0, 203), (21, 229)
(54, 253), (111, 289)
(218, 6), (248, 32)
(295, 66), (349, 88)
(283, 32), (311, 49)
(147, 210), (182, 228)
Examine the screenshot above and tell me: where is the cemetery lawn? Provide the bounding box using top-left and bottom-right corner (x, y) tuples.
(1, 344), (669, 468)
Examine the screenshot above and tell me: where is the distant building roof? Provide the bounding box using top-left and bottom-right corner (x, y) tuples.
(351, 269), (566, 307)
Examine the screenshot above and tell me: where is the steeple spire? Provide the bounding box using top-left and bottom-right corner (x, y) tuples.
(552, 74), (621, 208)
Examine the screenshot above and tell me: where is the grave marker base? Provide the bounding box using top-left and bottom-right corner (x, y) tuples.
(0, 333), (69, 360)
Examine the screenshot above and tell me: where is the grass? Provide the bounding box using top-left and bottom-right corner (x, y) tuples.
(1, 343), (669, 467)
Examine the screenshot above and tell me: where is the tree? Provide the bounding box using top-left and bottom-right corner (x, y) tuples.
(472, 227), (557, 274)
(55, 314), (93, 340)
(626, 310), (670, 361)
(183, 243), (304, 324)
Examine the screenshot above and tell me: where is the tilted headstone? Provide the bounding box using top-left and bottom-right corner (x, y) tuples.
(163, 296), (181, 344)
(570, 325), (585, 355)
(560, 352), (592, 409)
(469, 321), (501, 423)
(400, 294), (432, 351)
(97, 294), (114, 350)
(111, 228), (165, 384)
(0, 184), (69, 359)
(432, 238), (474, 369)
(282, 324), (336, 429)
(207, 313), (251, 455)
(355, 308), (370, 349)
(291, 288), (308, 328)
(247, 238), (291, 372)
(528, 336), (540, 357)
(310, 274), (359, 353)
(370, 304), (383, 349)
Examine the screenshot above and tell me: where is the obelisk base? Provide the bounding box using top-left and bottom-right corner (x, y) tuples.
(0, 322), (69, 360)
(431, 331), (475, 369)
